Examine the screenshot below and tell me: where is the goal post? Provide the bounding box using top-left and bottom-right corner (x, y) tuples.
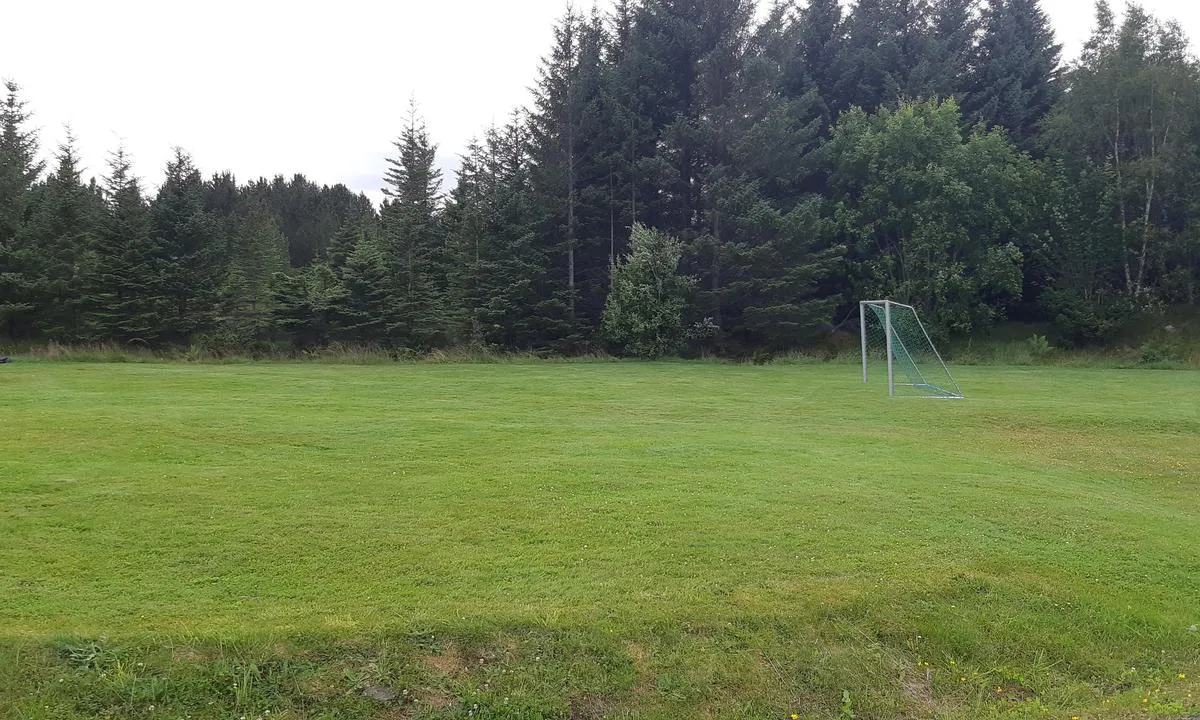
(860, 300), (963, 399)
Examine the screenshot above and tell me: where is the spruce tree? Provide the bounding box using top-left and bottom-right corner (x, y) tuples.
(618, 0), (758, 234)
(833, 0), (934, 112)
(270, 263), (348, 348)
(88, 148), (160, 344)
(783, 0), (845, 118)
(240, 174), (374, 268)
(963, 0), (1062, 147)
(528, 7), (615, 343)
(220, 201), (289, 344)
(922, 0), (983, 100)
(325, 220), (362, 273)
(443, 139), (491, 346)
(529, 8), (584, 322)
(445, 119), (571, 350)
(150, 149), (225, 344)
(336, 236), (391, 343)
(0, 81), (44, 339)
(18, 131), (103, 341)
(379, 102), (447, 348)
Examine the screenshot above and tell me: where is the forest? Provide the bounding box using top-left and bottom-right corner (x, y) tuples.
(1, 0), (1197, 358)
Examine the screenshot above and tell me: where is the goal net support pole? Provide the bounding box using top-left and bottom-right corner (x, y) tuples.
(860, 301), (869, 385)
(884, 300), (895, 397)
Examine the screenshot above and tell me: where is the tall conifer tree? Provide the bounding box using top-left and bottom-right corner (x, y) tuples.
(88, 148), (159, 343)
(0, 81), (44, 339)
(963, 0), (1061, 146)
(150, 149), (225, 344)
(380, 101), (447, 348)
(18, 132), (103, 340)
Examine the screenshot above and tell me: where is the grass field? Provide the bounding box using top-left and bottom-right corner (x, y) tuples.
(1, 360), (1198, 719)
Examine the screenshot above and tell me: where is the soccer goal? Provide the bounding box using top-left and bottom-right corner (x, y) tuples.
(860, 300), (963, 399)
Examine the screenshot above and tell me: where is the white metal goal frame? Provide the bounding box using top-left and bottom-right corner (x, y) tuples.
(860, 299), (964, 399)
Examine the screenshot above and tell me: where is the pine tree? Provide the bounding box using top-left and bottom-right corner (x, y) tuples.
(528, 7), (615, 344)
(445, 119), (571, 350)
(88, 148), (160, 344)
(783, 0), (845, 119)
(379, 101), (447, 348)
(610, 0), (635, 65)
(529, 8), (584, 322)
(443, 139), (491, 346)
(833, 0), (934, 112)
(220, 201), (289, 344)
(270, 263), (348, 348)
(617, 0), (758, 234)
(921, 0), (983, 101)
(693, 92), (840, 350)
(963, 0), (1062, 147)
(18, 131), (103, 341)
(0, 81), (45, 339)
(325, 220), (361, 273)
(336, 236), (391, 343)
(699, 177), (842, 352)
(241, 174), (374, 268)
(150, 149), (226, 344)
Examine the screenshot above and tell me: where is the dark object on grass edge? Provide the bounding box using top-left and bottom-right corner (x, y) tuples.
(0, 356), (9, 364)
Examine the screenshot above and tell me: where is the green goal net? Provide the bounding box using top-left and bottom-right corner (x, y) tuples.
(860, 300), (963, 399)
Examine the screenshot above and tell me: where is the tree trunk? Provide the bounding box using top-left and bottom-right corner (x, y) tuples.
(628, 122), (637, 225)
(567, 130), (576, 320)
(609, 171), (616, 268)
(1112, 114), (1132, 294)
(1136, 175), (1154, 296)
(711, 212), (722, 331)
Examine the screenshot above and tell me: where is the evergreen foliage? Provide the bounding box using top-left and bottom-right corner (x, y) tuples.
(379, 103), (447, 349)
(0, 81), (45, 339)
(270, 263), (348, 349)
(17, 132), (103, 341)
(603, 223), (695, 358)
(150, 149), (226, 345)
(88, 149), (159, 344)
(1, 0), (1198, 355)
(219, 202), (290, 344)
(963, 0), (1062, 147)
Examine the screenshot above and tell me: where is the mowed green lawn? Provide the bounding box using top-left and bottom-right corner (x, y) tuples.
(1, 361), (1198, 719)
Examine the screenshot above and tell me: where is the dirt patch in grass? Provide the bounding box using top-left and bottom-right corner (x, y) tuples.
(569, 692), (608, 719)
(414, 689), (454, 710)
(901, 668), (934, 710)
(624, 641), (656, 699)
(624, 641), (648, 670)
(421, 643), (468, 678)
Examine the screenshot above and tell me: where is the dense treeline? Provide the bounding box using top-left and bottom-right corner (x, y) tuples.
(1, 0), (1197, 357)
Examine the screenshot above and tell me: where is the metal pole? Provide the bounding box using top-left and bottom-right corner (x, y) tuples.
(860, 301), (869, 384)
(884, 300), (895, 397)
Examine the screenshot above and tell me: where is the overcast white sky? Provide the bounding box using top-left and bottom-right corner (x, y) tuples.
(3, 0), (1198, 203)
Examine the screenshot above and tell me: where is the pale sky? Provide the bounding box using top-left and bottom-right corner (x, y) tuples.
(3, 0), (1198, 204)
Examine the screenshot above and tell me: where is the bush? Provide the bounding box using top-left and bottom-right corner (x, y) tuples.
(1043, 290), (1136, 348)
(1026, 334), (1054, 360)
